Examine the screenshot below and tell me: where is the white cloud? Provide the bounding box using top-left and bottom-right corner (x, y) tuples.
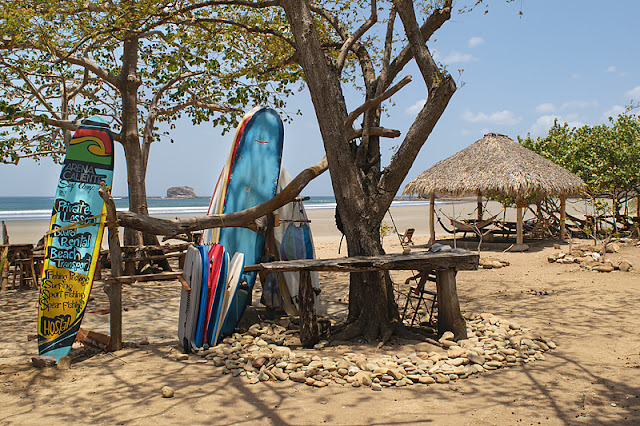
(535, 103), (557, 114)
(443, 51), (478, 64)
(461, 109), (521, 126)
(406, 99), (426, 115)
(605, 65), (617, 73)
(468, 36), (485, 48)
(625, 86), (640, 99)
(602, 105), (625, 120)
(529, 114), (585, 136)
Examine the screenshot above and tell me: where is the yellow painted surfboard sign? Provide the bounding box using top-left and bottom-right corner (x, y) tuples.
(38, 116), (114, 361)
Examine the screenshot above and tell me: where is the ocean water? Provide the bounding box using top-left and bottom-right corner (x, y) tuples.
(0, 196), (431, 221)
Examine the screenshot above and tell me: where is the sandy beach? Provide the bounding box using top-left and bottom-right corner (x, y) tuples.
(1, 203), (639, 424)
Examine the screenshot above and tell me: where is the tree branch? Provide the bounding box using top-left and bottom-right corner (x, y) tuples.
(335, 0), (377, 73)
(344, 75), (412, 131)
(116, 156), (329, 236)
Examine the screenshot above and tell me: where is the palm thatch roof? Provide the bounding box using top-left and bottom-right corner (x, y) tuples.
(403, 133), (585, 198)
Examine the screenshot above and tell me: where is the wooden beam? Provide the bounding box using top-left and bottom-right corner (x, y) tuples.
(516, 197), (524, 246)
(104, 271), (184, 284)
(242, 251), (478, 274)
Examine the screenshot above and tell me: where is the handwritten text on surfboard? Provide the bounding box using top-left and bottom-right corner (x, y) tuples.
(61, 161), (107, 184)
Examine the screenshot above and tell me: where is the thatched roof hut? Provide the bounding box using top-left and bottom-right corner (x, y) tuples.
(403, 133), (586, 246)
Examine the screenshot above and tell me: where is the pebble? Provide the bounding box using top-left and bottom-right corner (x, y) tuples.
(189, 317), (555, 390)
(371, 383), (383, 391)
(32, 356), (57, 368)
(176, 353), (189, 361)
(161, 386), (174, 398)
(57, 356), (71, 370)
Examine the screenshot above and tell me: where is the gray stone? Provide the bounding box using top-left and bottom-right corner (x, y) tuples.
(32, 356), (56, 368)
(289, 371), (307, 383)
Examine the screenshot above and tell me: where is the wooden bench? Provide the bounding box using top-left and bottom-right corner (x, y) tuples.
(244, 250), (478, 345)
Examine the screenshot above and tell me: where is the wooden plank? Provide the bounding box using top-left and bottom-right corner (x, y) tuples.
(104, 271), (184, 284)
(243, 251), (478, 274)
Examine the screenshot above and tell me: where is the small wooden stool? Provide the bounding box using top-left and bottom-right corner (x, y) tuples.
(13, 258), (38, 290)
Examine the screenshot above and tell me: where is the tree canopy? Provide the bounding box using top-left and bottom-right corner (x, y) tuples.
(0, 0), (300, 166)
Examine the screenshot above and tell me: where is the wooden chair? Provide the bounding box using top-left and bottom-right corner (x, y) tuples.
(401, 272), (437, 327)
(398, 228), (415, 247)
(13, 257), (38, 290)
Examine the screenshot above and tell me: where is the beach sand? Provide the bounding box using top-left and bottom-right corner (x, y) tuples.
(1, 203), (639, 424)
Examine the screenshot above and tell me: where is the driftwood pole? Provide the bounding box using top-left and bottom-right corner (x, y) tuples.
(429, 193), (436, 244)
(477, 192), (483, 222)
(99, 182), (123, 351)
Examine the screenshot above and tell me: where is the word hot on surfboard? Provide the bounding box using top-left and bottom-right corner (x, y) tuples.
(38, 116), (114, 361)
(218, 107), (284, 336)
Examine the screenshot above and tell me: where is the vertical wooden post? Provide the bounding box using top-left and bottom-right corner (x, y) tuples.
(0, 247), (8, 292)
(1, 221), (8, 244)
(299, 270), (319, 347)
(99, 182), (123, 352)
(560, 195), (567, 242)
(435, 268), (467, 341)
(477, 192), (483, 222)
(516, 196), (524, 246)
(429, 193), (436, 244)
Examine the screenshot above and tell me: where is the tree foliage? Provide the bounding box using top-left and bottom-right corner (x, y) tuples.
(519, 114), (640, 205)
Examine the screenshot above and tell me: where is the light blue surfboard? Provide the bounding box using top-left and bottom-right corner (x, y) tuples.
(218, 108), (284, 336)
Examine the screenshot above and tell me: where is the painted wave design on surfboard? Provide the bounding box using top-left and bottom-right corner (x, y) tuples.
(218, 108), (284, 336)
(38, 116), (114, 361)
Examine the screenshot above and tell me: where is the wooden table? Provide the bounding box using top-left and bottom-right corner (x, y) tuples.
(0, 244), (35, 291)
(244, 249), (479, 345)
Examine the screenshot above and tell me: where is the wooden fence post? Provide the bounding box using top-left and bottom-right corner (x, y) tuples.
(99, 182), (123, 351)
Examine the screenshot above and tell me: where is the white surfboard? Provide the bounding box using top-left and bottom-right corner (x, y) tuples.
(212, 252), (245, 345)
(178, 245), (203, 352)
(274, 168), (320, 315)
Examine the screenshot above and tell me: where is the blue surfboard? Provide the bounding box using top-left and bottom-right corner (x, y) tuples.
(217, 108), (284, 336)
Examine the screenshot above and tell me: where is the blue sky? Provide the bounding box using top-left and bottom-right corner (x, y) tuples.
(1, 0), (638, 197)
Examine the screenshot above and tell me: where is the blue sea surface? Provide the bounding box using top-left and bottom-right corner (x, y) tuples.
(0, 195), (431, 221)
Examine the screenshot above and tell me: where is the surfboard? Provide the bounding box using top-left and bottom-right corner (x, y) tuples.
(218, 107), (284, 336)
(38, 116), (114, 361)
(192, 245), (210, 348)
(273, 168), (320, 315)
(212, 252), (245, 346)
(201, 107), (261, 246)
(178, 245), (203, 353)
(202, 244), (224, 345)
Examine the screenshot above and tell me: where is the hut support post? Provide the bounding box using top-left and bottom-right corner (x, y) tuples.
(560, 195), (567, 242)
(516, 197), (524, 246)
(435, 268), (467, 340)
(477, 192), (483, 221)
(429, 193), (436, 244)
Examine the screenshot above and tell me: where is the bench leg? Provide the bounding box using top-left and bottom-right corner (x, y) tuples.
(299, 270), (319, 347)
(435, 268), (467, 340)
